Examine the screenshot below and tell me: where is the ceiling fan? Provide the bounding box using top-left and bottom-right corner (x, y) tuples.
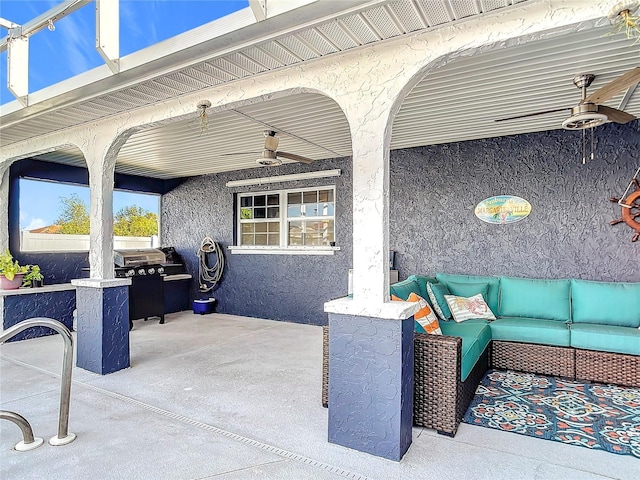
(224, 130), (315, 166)
(495, 67), (640, 129)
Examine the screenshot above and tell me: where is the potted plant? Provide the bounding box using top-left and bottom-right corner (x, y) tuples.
(0, 250), (29, 290)
(23, 264), (44, 288)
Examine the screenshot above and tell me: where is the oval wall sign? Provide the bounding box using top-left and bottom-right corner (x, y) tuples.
(474, 195), (532, 224)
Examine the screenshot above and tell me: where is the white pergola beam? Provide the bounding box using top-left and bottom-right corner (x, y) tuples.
(0, 0), (91, 53)
(96, 0), (120, 74)
(249, 0), (267, 21)
(7, 35), (29, 106)
(0, 18), (20, 30)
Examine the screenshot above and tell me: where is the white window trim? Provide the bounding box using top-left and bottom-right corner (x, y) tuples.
(233, 185), (337, 255)
(228, 245), (340, 255)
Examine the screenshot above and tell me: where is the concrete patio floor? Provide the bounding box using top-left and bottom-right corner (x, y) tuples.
(1, 312), (638, 480)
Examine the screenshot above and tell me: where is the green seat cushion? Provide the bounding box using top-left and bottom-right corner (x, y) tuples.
(571, 279), (640, 328)
(436, 273), (500, 315)
(390, 278), (420, 301)
(439, 321), (492, 381)
(571, 324), (640, 356)
(499, 277), (571, 322)
(490, 317), (571, 346)
(407, 275), (437, 302)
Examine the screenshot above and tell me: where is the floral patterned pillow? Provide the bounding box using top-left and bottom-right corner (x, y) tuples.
(444, 293), (496, 322)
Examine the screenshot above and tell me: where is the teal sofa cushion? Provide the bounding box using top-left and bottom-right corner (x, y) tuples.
(427, 282), (452, 320)
(499, 277), (571, 322)
(390, 278), (420, 301)
(436, 273), (500, 315)
(490, 317), (571, 346)
(571, 324), (640, 356)
(447, 281), (489, 302)
(407, 275), (437, 302)
(571, 279), (640, 328)
(439, 321), (492, 381)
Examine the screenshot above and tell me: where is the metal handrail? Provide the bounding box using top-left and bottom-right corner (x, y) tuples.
(0, 318), (76, 447)
(0, 411), (43, 451)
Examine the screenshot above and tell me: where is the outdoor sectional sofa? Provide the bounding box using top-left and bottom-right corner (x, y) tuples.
(322, 273), (640, 437)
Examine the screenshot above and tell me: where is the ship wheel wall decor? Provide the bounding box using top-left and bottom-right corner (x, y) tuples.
(610, 167), (640, 242)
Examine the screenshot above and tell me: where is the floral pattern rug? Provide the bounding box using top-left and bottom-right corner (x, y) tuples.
(462, 370), (640, 458)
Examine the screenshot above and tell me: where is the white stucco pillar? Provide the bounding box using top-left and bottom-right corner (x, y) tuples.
(350, 116), (392, 304)
(324, 88), (420, 320)
(77, 127), (131, 279)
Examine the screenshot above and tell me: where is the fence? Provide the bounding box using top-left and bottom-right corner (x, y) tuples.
(21, 232), (158, 252)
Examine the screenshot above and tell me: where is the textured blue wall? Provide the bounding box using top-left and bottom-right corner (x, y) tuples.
(14, 252), (88, 285)
(390, 122), (640, 283)
(162, 158), (353, 325)
(327, 313), (414, 460)
(2, 290), (75, 341)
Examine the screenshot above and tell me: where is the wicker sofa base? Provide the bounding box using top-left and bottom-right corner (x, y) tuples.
(576, 349), (640, 387)
(491, 341), (575, 379)
(414, 333), (488, 436)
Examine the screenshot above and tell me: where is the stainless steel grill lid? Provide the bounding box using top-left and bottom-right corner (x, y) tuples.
(114, 248), (166, 268)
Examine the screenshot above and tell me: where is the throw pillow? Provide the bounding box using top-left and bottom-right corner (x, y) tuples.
(406, 292), (442, 335)
(447, 281), (489, 302)
(444, 293), (497, 322)
(391, 294), (442, 335)
(426, 282), (452, 321)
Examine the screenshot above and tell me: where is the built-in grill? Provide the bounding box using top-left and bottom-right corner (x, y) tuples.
(114, 248), (167, 278)
(113, 248), (178, 328)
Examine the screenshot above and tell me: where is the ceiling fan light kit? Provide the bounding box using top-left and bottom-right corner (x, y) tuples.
(256, 149), (282, 167)
(561, 111), (608, 130)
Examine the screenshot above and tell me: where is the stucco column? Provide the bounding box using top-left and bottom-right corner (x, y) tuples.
(77, 128), (131, 279)
(72, 127), (133, 374)
(324, 94), (419, 460)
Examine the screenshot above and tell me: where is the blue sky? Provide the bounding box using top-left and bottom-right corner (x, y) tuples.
(0, 0), (249, 105)
(19, 178), (161, 230)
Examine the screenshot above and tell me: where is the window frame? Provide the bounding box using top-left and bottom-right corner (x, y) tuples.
(231, 185), (339, 255)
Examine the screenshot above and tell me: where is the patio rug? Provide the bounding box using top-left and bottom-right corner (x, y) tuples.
(462, 369), (640, 458)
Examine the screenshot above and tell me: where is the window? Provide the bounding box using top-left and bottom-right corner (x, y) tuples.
(237, 186), (336, 251)
(18, 178), (160, 252)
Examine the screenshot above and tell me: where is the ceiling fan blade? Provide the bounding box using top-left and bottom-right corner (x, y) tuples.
(276, 151), (314, 164)
(219, 151), (262, 156)
(495, 107), (571, 122)
(585, 67), (640, 104)
(598, 105), (637, 124)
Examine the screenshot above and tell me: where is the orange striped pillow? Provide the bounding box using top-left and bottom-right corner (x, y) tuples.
(391, 293), (442, 335)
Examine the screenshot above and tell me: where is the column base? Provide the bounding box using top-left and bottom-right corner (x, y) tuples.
(72, 279), (131, 375)
(327, 311), (414, 461)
